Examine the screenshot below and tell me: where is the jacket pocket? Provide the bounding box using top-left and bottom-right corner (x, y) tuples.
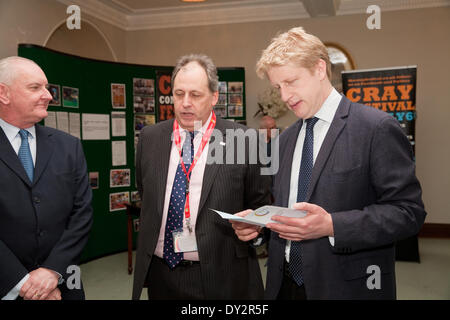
(331, 165), (363, 182)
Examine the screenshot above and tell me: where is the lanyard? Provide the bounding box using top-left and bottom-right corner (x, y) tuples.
(172, 112), (216, 232)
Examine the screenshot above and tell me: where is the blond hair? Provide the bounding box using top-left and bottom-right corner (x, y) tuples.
(256, 27), (331, 80)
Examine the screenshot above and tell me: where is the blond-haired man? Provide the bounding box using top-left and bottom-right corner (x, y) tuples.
(231, 27), (425, 299)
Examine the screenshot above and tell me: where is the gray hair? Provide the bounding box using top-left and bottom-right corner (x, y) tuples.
(0, 56), (40, 85)
(172, 54), (219, 93)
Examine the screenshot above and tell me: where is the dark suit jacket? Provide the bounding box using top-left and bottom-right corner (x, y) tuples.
(132, 117), (271, 300)
(0, 124), (93, 299)
(265, 96), (426, 300)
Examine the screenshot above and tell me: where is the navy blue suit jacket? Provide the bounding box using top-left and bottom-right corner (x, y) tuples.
(265, 96), (426, 299)
(0, 124), (93, 299)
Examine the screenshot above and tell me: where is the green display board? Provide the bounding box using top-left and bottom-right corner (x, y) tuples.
(18, 44), (246, 262)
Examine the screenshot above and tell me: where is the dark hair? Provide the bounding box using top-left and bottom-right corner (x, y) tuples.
(172, 54), (219, 93)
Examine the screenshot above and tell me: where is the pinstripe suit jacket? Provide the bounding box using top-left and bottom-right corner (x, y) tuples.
(132, 117), (271, 300)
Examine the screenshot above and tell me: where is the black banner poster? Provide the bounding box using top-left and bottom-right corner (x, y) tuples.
(342, 66), (420, 262)
(156, 69), (175, 122)
(342, 66), (417, 154)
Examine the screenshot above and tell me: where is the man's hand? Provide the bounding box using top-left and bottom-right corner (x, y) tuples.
(45, 288), (62, 300)
(230, 209), (263, 242)
(266, 202), (334, 241)
(20, 267), (59, 300)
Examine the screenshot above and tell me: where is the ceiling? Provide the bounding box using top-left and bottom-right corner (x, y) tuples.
(57, 0), (450, 30)
(105, 0), (253, 11)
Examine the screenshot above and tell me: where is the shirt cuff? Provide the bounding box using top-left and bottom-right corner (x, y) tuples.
(55, 271), (64, 285)
(40, 266), (64, 285)
(329, 236), (335, 247)
(1, 274), (30, 300)
(252, 236), (263, 247)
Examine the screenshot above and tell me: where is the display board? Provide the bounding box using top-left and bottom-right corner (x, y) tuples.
(18, 44), (246, 262)
(342, 66), (420, 262)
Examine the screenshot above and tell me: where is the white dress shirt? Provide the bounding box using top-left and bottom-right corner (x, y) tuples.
(285, 88), (342, 262)
(0, 117), (36, 300)
(154, 113), (213, 261)
(0, 118), (37, 165)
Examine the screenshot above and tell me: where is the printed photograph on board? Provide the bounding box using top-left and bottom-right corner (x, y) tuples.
(48, 84), (61, 106)
(229, 93), (243, 106)
(228, 81), (243, 93)
(62, 86), (79, 108)
(109, 191), (130, 212)
(134, 114), (156, 133)
(131, 191), (141, 202)
(111, 83), (126, 109)
(110, 169), (131, 188)
(213, 106), (227, 118)
(217, 94), (227, 106)
(218, 81), (227, 94)
(133, 78), (154, 96)
(89, 172), (99, 189)
(227, 105), (243, 118)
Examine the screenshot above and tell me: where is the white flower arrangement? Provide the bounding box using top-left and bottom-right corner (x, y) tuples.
(255, 87), (288, 119)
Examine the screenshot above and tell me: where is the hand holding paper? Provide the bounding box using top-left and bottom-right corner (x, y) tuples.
(212, 203), (334, 242)
(211, 205), (307, 228)
(229, 209), (262, 242)
(267, 202), (334, 241)
(211, 205), (308, 242)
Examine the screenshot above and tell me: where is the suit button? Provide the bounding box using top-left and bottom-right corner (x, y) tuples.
(38, 230), (45, 237)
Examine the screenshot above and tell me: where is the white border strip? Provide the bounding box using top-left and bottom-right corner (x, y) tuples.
(342, 65), (418, 73)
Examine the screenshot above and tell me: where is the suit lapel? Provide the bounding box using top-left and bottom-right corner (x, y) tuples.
(155, 120), (173, 218)
(197, 118), (228, 214)
(306, 96), (350, 201)
(279, 120), (303, 206)
(33, 124), (54, 185)
(0, 127), (32, 187)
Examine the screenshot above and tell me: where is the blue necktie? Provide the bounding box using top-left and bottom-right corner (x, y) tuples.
(18, 129), (34, 182)
(163, 131), (195, 268)
(289, 117), (319, 287)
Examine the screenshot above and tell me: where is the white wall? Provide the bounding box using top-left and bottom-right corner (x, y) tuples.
(0, 0), (126, 61)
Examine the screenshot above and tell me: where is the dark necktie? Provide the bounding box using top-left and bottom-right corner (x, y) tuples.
(289, 117), (319, 287)
(163, 131), (195, 268)
(18, 129), (34, 182)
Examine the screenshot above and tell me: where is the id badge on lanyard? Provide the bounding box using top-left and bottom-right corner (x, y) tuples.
(171, 112), (216, 251)
(173, 228), (198, 253)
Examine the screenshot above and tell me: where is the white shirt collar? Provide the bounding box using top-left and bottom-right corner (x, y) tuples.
(0, 117), (36, 142)
(179, 111), (213, 138)
(314, 88), (342, 124)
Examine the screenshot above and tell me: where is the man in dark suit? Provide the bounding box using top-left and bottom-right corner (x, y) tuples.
(0, 56), (93, 300)
(132, 54), (271, 300)
(259, 115), (277, 159)
(231, 27), (426, 299)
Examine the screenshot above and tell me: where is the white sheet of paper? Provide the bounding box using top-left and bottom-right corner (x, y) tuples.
(44, 111), (57, 129)
(111, 111), (126, 137)
(69, 112), (81, 139)
(56, 111), (69, 133)
(112, 140), (127, 166)
(82, 113), (110, 140)
(210, 205), (307, 227)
